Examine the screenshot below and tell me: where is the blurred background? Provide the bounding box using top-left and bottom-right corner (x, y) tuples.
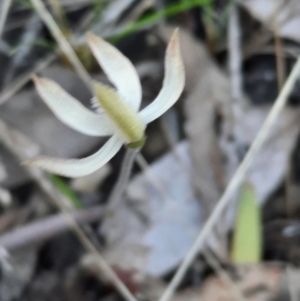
(0, 0), (300, 300)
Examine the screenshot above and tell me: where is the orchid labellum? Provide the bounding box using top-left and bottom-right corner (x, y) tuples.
(24, 29), (185, 177)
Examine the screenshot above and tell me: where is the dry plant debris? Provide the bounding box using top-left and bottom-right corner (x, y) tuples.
(101, 143), (202, 278)
(2, 1), (300, 300)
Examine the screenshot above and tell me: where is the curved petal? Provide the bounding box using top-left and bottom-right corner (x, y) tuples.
(23, 135), (123, 178)
(139, 29), (185, 124)
(33, 75), (115, 136)
(86, 32), (142, 111)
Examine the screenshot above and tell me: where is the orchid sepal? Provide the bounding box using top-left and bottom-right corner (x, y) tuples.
(86, 32), (142, 111)
(22, 134), (123, 177)
(32, 75), (115, 137)
(139, 29), (185, 124)
(24, 29), (185, 178)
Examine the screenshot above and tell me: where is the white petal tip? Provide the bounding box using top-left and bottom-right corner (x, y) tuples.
(31, 75), (54, 92)
(86, 31), (105, 48)
(138, 28), (185, 124)
(21, 157), (47, 168)
(20, 135), (123, 178)
(32, 75), (57, 96)
(32, 74), (115, 136)
(167, 29), (181, 58)
(172, 28), (180, 39)
(21, 160), (30, 166)
(31, 73), (38, 82)
(21, 156), (80, 177)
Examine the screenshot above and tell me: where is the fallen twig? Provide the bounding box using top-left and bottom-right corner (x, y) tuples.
(0, 0), (12, 39)
(0, 53), (57, 106)
(0, 205), (104, 251)
(0, 118), (139, 301)
(228, 4), (243, 120)
(158, 52), (300, 301)
(30, 0), (92, 90)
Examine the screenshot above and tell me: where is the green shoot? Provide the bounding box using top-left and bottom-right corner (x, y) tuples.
(111, 0), (215, 42)
(231, 183), (262, 263)
(9, 39), (54, 56)
(13, 0), (33, 9)
(50, 175), (82, 209)
(90, 0), (107, 25)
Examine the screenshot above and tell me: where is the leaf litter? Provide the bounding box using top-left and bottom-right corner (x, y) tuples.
(101, 142), (202, 278)
(100, 23), (300, 284)
(2, 1), (300, 300)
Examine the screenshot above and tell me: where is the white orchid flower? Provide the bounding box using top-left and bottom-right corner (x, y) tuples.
(23, 29), (185, 178)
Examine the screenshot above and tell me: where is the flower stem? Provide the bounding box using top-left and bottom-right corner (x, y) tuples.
(108, 147), (139, 205)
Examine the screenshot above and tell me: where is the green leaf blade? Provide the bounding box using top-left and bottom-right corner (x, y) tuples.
(50, 174), (82, 209)
(231, 183), (262, 263)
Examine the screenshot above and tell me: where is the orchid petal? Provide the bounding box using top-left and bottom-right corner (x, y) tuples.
(33, 75), (115, 136)
(86, 32), (142, 111)
(23, 135), (123, 178)
(139, 29), (185, 124)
